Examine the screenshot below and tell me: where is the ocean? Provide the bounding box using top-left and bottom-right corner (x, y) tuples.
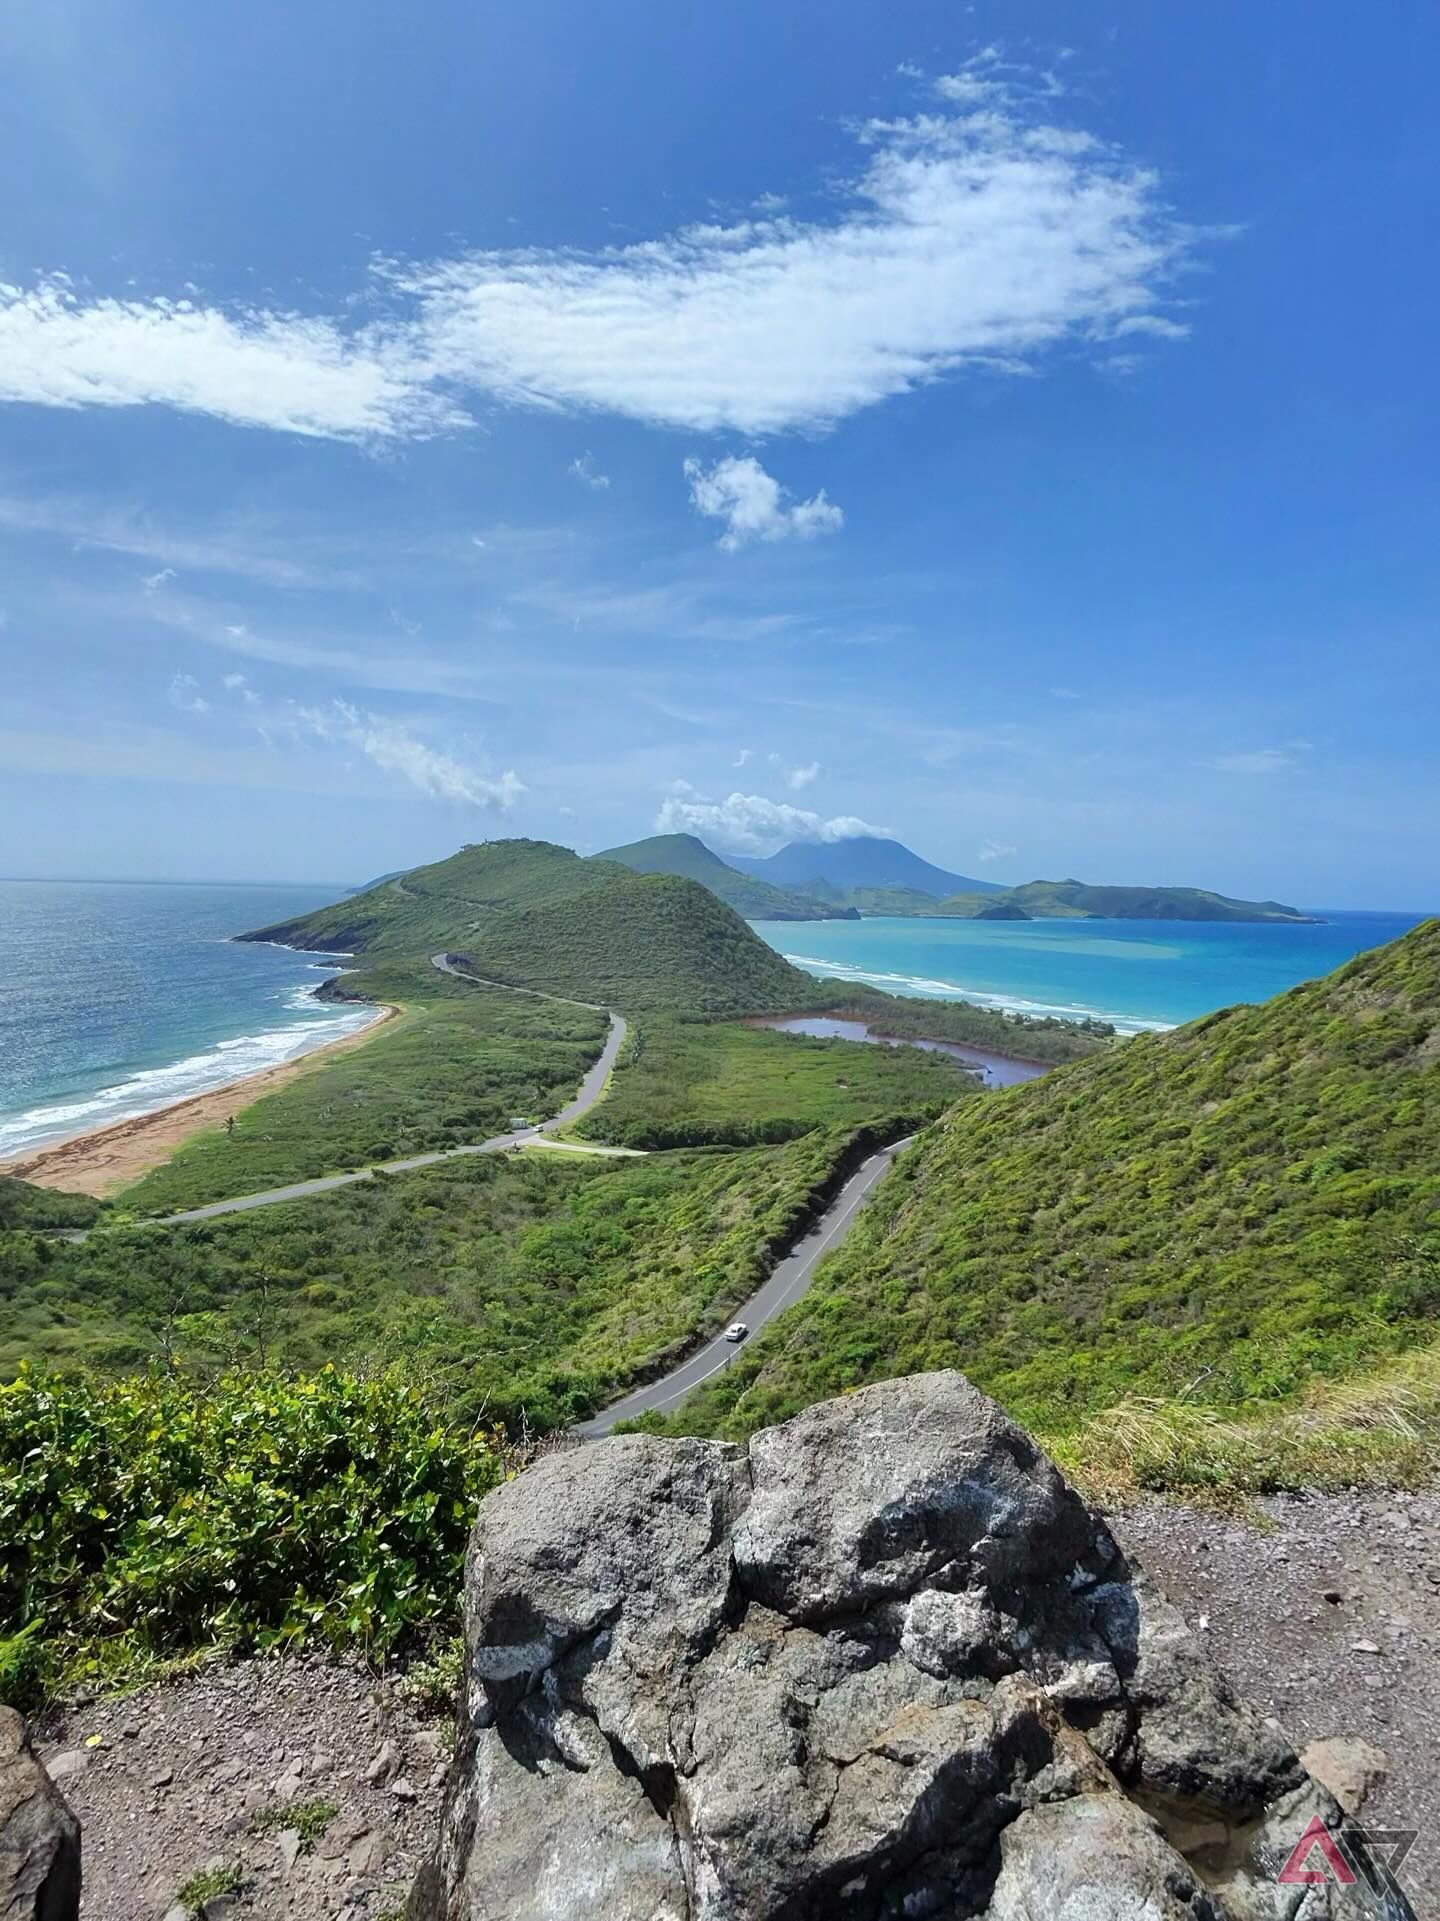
(750, 910), (1432, 1035)
(0, 880), (377, 1160)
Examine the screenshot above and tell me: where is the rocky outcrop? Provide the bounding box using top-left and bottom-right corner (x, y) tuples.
(1, 1706), (80, 1920)
(411, 1373), (1413, 1919)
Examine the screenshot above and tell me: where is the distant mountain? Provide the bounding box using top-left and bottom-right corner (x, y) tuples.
(241, 837), (818, 1014)
(729, 836), (1001, 900)
(925, 879), (1322, 925)
(594, 834), (859, 922)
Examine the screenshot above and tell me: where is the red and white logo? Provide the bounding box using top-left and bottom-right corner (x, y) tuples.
(1277, 1815), (1358, 1887)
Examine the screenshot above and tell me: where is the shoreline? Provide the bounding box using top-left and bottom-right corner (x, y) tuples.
(0, 1002), (400, 1198)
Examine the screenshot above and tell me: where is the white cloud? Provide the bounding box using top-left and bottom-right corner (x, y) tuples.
(568, 451), (611, 490)
(167, 671), (208, 713)
(142, 566), (176, 594)
(732, 746), (754, 767)
(0, 67), (1194, 443)
(655, 788), (890, 854)
(685, 456), (843, 551)
(978, 838), (1017, 862)
(297, 700), (524, 808)
(0, 277), (457, 441)
(786, 760), (821, 790)
(1208, 748), (1300, 775)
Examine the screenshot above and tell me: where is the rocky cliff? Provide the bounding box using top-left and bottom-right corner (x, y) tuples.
(412, 1373), (1413, 1920)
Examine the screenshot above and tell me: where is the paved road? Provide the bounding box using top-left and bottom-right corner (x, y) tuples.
(135, 965), (628, 1228)
(575, 1135), (913, 1437)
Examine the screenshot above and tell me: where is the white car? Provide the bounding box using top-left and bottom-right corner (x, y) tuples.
(724, 1322), (750, 1343)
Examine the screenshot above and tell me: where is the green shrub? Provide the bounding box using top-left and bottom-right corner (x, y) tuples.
(0, 1365), (503, 1703)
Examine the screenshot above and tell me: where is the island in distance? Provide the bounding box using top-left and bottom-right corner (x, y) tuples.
(596, 833), (1324, 924)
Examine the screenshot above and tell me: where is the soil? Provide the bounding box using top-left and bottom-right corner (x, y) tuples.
(37, 1653), (448, 1920)
(0, 1007), (398, 1198)
(1110, 1488), (1440, 1909)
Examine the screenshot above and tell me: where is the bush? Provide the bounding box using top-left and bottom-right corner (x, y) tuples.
(0, 1365), (504, 1703)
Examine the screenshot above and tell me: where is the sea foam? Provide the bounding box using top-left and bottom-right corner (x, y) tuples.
(0, 997), (382, 1159)
(779, 953), (1173, 1037)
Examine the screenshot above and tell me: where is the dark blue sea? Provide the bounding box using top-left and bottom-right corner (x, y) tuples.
(0, 880), (374, 1159)
(752, 910), (1433, 1035)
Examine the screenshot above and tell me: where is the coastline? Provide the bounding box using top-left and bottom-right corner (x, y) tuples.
(0, 1002), (400, 1198)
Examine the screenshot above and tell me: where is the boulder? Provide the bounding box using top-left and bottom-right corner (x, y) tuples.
(0, 1706), (80, 1921)
(410, 1373), (1412, 1920)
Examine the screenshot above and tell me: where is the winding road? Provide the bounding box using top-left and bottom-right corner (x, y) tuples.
(576, 1134), (913, 1437)
(73, 953), (917, 1426)
(108, 960), (631, 1229)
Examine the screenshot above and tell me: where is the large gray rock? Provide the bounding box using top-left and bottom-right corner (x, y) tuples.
(0, 1707), (80, 1921)
(411, 1373), (1412, 1920)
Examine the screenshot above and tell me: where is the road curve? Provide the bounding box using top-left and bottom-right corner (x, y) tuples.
(131, 965), (628, 1228)
(575, 1134), (913, 1437)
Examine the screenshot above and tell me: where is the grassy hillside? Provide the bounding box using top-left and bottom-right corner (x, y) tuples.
(574, 1015), (978, 1149)
(596, 833), (856, 922)
(656, 920), (1440, 1443)
(0, 1176), (103, 1231)
(927, 878), (1318, 923)
(1, 1129), (877, 1430)
(731, 834), (997, 898)
(245, 838), (819, 1015)
(445, 871), (817, 1013)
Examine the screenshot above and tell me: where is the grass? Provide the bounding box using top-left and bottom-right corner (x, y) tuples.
(252, 1796), (340, 1850)
(1052, 1339), (1440, 1504)
(118, 957), (608, 1212)
(1, 1127), (882, 1429)
(176, 1864), (243, 1914)
(575, 1015), (978, 1149)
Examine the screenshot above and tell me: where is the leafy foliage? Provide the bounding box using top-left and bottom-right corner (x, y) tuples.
(1, 1130), (876, 1431)
(658, 921), (1440, 1442)
(0, 1367), (503, 1701)
(577, 1015), (973, 1148)
(0, 1176), (103, 1230)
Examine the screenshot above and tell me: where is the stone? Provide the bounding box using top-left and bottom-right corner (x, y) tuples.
(0, 1708), (81, 1920)
(364, 1739), (400, 1787)
(348, 1828), (390, 1876)
(276, 1826), (303, 1872)
(39, 1752), (88, 1785)
(410, 1372), (1412, 1921)
(1298, 1736), (1389, 1815)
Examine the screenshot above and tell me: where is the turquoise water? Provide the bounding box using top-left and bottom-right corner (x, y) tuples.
(0, 880), (375, 1158)
(751, 910), (1432, 1035)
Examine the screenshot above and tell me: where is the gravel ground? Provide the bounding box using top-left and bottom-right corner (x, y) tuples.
(1111, 1489), (1440, 1912)
(24, 1489), (1439, 1918)
(36, 1655), (452, 1920)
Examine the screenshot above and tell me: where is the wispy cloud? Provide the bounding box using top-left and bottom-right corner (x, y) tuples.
(1208, 747), (1302, 775)
(0, 63), (1195, 442)
(295, 699), (524, 807)
(568, 451), (611, 490)
(785, 759), (821, 790)
(978, 838), (1017, 862)
(142, 565), (176, 594)
(167, 671), (209, 713)
(685, 456), (843, 551)
(655, 786), (890, 854)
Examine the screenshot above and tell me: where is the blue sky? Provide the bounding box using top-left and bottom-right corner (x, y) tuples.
(1, 1), (1435, 908)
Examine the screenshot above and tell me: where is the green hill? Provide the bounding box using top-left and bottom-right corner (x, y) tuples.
(661, 919), (1440, 1439)
(925, 878), (1319, 923)
(594, 833), (858, 922)
(243, 838), (818, 1015)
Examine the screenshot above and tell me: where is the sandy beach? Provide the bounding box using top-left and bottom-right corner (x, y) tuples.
(0, 1003), (400, 1198)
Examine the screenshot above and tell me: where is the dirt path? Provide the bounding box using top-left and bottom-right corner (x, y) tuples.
(0, 1007), (400, 1198)
(1110, 1488), (1440, 1906)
